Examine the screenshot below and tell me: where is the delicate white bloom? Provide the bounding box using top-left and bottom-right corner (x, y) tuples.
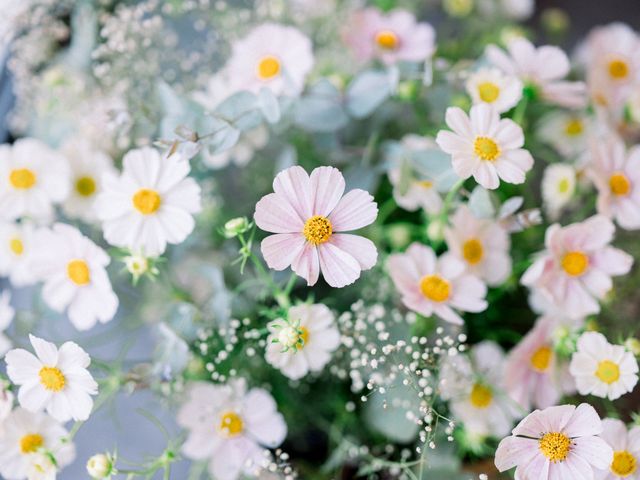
(96, 147), (202, 256)
(537, 112), (590, 158)
(86, 453), (114, 479)
(30, 223), (118, 331)
(596, 418), (640, 480)
(265, 304), (341, 380)
(466, 67), (523, 113)
(0, 408), (76, 480)
(541, 164), (577, 219)
(0, 290), (14, 356)
(569, 331), (639, 401)
(203, 125), (269, 169)
(0, 221), (39, 287)
(177, 379), (287, 480)
(5, 334), (98, 422)
(0, 139), (70, 222)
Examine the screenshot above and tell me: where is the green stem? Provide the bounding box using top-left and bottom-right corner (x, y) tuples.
(512, 95), (529, 126)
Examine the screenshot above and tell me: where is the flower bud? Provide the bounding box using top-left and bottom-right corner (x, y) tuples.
(223, 217), (250, 238)
(443, 0), (474, 17)
(427, 219), (445, 243)
(125, 255), (149, 277)
(624, 338), (640, 356)
(277, 325), (300, 349)
(87, 453), (114, 479)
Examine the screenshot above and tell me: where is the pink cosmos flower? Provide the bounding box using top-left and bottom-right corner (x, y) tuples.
(486, 37), (587, 108)
(586, 135), (640, 230)
(495, 403), (613, 479)
(387, 243), (487, 325)
(254, 166), (378, 288)
(596, 418), (640, 480)
(435, 104), (534, 190)
(225, 23), (314, 96)
(521, 215), (633, 320)
(504, 317), (572, 411)
(343, 8), (435, 66)
(444, 204), (512, 286)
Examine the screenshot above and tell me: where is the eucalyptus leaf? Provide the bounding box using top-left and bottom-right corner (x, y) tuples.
(345, 69), (392, 118)
(257, 87), (281, 124)
(293, 79), (348, 132)
(468, 186), (496, 218)
(215, 91), (263, 131)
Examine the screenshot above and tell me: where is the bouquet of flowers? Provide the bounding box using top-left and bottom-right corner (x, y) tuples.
(1, 0), (640, 479)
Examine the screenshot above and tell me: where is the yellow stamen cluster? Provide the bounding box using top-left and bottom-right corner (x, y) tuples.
(219, 412), (244, 437)
(469, 383), (493, 408)
(611, 450), (637, 477)
(595, 360), (620, 385)
(420, 274), (451, 302)
(10, 168), (36, 189)
(473, 136), (500, 161)
(564, 119), (584, 136)
(609, 172), (631, 197)
(76, 176), (97, 197)
(375, 30), (399, 50)
(538, 432), (571, 463)
(462, 238), (483, 265)
(530, 346), (552, 372)
(39, 366), (66, 392)
(303, 216), (333, 245)
(9, 237), (24, 255)
(561, 251), (589, 276)
(477, 82), (500, 103)
(609, 59), (629, 79)
(20, 434), (44, 454)
(67, 259), (91, 285)
(133, 188), (162, 215)
(257, 56), (281, 80)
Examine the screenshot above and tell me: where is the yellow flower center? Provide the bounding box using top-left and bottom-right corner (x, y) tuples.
(469, 383), (492, 408)
(9, 237), (24, 255)
(9, 168), (37, 189)
(419, 274), (451, 302)
(20, 434), (44, 454)
(561, 251), (589, 276)
(530, 346), (552, 372)
(595, 360), (620, 385)
(303, 215), (333, 245)
(132, 188), (162, 215)
(473, 136), (500, 161)
(67, 259), (90, 285)
(416, 180), (433, 188)
(219, 411), (244, 437)
(39, 366), (66, 392)
(611, 450), (637, 477)
(609, 59), (630, 80)
(557, 178), (571, 194)
(75, 176), (96, 197)
(462, 238), (483, 265)
(299, 326), (309, 347)
(539, 432), (571, 463)
(257, 55), (281, 80)
(375, 30), (399, 50)
(477, 82), (501, 103)
(610, 172), (631, 196)
(564, 118), (584, 136)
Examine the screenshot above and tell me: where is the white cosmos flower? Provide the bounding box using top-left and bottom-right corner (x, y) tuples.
(265, 303), (341, 380)
(177, 379), (287, 480)
(541, 164), (577, 219)
(0, 139), (70, 223)
(29, 223), (118, 331)
(0, 290), (14, 356)
(5, 334), (98, 422)
(569, 332), (639, 401)
(96, 147), (202, 256)
(596, 418), (640, 480)
(465, 67), (523, 113)
(537, 112), (591, 158)
(60, 138), (116, 223)
(0, 221), (40, 287)
(0, 408), (75, 480)
(436, 104), (534, 190)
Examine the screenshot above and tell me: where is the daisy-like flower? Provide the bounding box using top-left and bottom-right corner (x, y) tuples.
(0, 290), (14, 356)
(5, 334), (98, 422)
(541, 164), (577, 220)
(0, 138), (70, 222)
(343, 7), (435, 66)
(486, 37), (587, 108)
(0, 221), (39, 287)
(521, 215), (633, 319)
(96, 147), (202, 256)
(254, 166), (378, 288)
(265, 303), (341, 380)
(435, 104), (534, 190)
(177, 379), (287, 480)
(465, 67), (523, 113)
(224, 23), (314, 96)
(444, 205), (512, 286)
(586, 135), (640, 230)
(569, 332), (639, 401)
(439, 341), (518, 437)
(495, 403), (613, 479)
(537, 111), (590, 159)
(59, 138), (116, 224)
(387, 243), (487, 325)
(597, 418), (640, 480)
(0, 408), (76, 480)
(29, 223), (118, 331)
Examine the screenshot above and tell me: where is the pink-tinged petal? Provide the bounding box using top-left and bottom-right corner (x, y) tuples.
(450, 275), (487, 313)
(496, 149), (534, 182)
(521, 257), (547, 286)
(328, 189), (378, 232)
(599, 419), (627, 452)
(432, 304), (464, 325)
(310, 166), (345, 217)
(563, 280), (600, 319)
(485, 45), (518, 75)
(29, 335), (58, 365)
(242, 388), (277, 424)
(402, 293), (434, 317)
(473, 161), (500, 190)
(537, 404), (576, 432)
(451, 153), (481, 179)
(581, 269), (613, 298)
(182, 431), (220, 460)
(291, 243), (320, 286)
(445, 107), (473, 137)
(627, 426), (640, 452)
(254, 193), (305, 233)
(519, 453), (550, 480)
(481, 251), (512, 286)
(495, 119), (525, 149)
(512, 409), (548, 437)
(407, 243), (437, 275)
(535, 45), (570, 80)
(435, 131), (470, 154)
(591, 247), (633, 276)
(580, 215), (615, 250)
(542, 81), (587, 109)
(247, 412), (287, 448)
(317, 243), (362, 288)
(563, 403), (604, 437)
(273, 165), (312, 221)
(260, 234), (306, 271)
(438, 253), (466, 280)
(329, 234), (377, 271)
(495, 436), (539, 472)
(548, 455), (591, 480)
(571, 436), (613, 470)
(387, 253), (422, 295)
(470, 103), (500, 137)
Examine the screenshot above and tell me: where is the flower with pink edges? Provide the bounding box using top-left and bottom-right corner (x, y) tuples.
(435, 104), (534, 190)
(224, 23), (314, 96)
(495, 403), (613, 479)
(596, 418), (640, 480)
(444, 204), (512, 286)
(254, 166), (378, 288)
(586, 135), (640, 230)
(521, 215), (633, 320)
(387, 242), (487, 325)
(342, 8), (435, 66)
(486, 37), (587, 108)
